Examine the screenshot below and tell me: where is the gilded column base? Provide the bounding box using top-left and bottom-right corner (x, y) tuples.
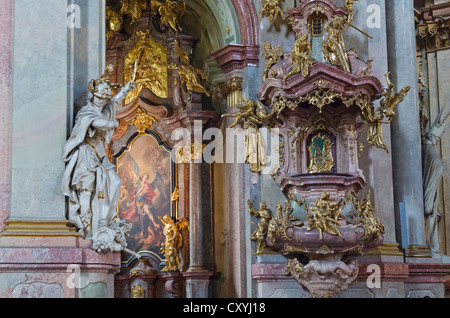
(405, 245), (432, 258)
(365, 243), (404, 256)
(0, 219), (81, 237)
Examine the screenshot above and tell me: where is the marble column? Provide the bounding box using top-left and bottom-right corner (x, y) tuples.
(176, 113), (216, 298)
(0, 0), (14, 232)
(0, 0), (120, 298)
(386, 0), (430, 257)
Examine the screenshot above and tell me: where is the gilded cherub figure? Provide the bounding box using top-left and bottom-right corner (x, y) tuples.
(260, 0), (285, 23)
(262, 42), (284, 81)
(248, 200), (273, 255)
(151, 0), (186, 33)
(158, 215), (189, 271)
(284, 33), (314, 82)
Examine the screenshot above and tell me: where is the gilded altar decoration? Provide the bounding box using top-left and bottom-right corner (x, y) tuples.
(417, 18), (450, 51)
(131, 284), (145, 298)
(307, 133), (335, 173)
(106, 6), (124, 43)
(159, 215), (189, 271)
(130, 108), (157, 134)
(174, 141), (205, 163)
(62, 65), (136, 254)
(341, 190), (385, 243)
(151, 0), (186, 34)
(123, 30), (168, 103)
(262, 43), (284, 81)
(363, 73), (411, 152)
(120, 0), (147, 24)
(169, 40), (210, 97)
(260, 0), (285, 23)
(307, 192), (342, 240)
(248, 200), (272, 255)
(322, 16), (351, 73)
(223, 96), (274, 172)
(284, 34), (314, 82)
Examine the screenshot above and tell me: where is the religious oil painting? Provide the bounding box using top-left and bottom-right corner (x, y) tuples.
(116, 132), (174, 259)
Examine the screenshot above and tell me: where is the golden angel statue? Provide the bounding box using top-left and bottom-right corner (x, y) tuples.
(158, 215), (189, 271)
(168, 40), (210, 97)
(365, 72), (410, 152)
(151, 0), (186, 33)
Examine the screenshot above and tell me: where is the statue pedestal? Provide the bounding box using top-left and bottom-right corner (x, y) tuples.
(0, 236), (121, 298)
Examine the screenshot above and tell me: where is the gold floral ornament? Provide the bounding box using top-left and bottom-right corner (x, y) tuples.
(120, 0), (147, 24)
(130, 108), (157, 134)
(123, 30), (168, 103)
(158, 215), (189, 272)
(151, 0), (186, 34)
(169, 40), (210, 97)
(271, 73), (410, 153)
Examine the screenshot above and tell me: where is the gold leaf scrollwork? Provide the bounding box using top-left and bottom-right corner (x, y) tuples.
(130, 108), (157, 134)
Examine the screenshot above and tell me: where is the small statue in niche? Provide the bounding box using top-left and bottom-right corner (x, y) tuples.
(159, 215), (189, 271)
(262, 42), (284, 81)
(307, 132), (335, 174)
(62, 64), (136, 253)
(422, 104), (450, 255)
(283, 33), (314, 82)
(248, 200), (273, 255)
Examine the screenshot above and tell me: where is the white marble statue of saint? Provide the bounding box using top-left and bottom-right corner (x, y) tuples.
(62, 65), (136, 253)
(422, 104), (450, 256)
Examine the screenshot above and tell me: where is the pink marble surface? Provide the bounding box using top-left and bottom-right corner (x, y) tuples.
(0, 0), (13, 232)
(230, 0), (259, 46)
